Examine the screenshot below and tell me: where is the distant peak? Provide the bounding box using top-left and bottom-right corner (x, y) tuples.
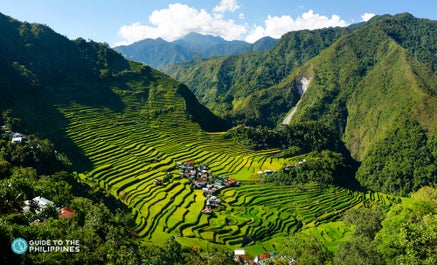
(178, 32), (224, 41)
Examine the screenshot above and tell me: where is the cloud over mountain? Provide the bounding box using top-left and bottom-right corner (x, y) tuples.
(361, 12), (376, 22)
(116, 2), (350, 45)
(245, 10), (348, 43)
(117, 3), (247, 45)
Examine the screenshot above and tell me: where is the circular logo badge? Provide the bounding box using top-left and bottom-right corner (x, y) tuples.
(11, 238), (28, 255)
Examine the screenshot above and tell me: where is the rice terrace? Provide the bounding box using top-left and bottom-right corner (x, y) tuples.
(3, 8), (437, 263)
(50, 70), (399, 255)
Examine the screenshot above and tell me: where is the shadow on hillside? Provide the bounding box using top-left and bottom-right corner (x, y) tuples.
(177, 83), (232, 131)
(335, 168), (367, 192)
(1, 80), (130, 172)
(45, 81), (126, 113)
(334, 143), (367, 192)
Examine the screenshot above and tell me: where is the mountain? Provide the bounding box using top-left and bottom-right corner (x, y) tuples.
(0, 12), (229, 163)
(285, 13), (437, 195)
(114, 32), (277, 69)
(0, 14), (129, 86)
(1, 12), (436, 261)
(163, 26), (355, 125)
(173, 32), (247, 53)
(113, 38), (196, 70)
(174, 32), (277, 55)
(164, 13), (437, 195)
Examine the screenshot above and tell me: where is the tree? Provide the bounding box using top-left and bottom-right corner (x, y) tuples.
(334, 206), (385, 265)
(375, 187), (437, 265)
(356, 119), (437, 196)
(203, 245), (236, 265)
(139, 237), (195, 265)
(0, 159), (11, 179)
(284, 235), (333, 265)
(38, 203), (59, 220)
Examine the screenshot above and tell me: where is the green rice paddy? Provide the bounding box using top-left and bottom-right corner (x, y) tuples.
(55, 80), (399, 254)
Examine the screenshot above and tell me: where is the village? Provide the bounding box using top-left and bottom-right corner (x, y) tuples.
(172, 161), (296, 264)
(177, 160), (241, 214)
(153, 160), (241, 215)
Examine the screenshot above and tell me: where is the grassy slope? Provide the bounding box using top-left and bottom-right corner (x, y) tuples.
(344, 42), (428, 158)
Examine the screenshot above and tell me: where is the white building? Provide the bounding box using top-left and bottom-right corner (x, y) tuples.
(23, 196), (55, 214)
(11, 137), (23, 143)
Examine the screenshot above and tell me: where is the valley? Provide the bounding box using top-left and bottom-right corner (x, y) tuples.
(53, 80), (397, 254)
(1, 10), (436, 264)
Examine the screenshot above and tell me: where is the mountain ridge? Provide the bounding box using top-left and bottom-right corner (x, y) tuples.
(0, 12), (230, 163)
(114, 32), (277, 69)
(1, 11), (437, 262)
(164, 25), (356, 125)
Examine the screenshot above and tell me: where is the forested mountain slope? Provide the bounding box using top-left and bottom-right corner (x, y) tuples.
(165, 13), (437, 195)
(286, 13), (437, 195)
(163, 26), (355, 124)
(0, 12), (229, 167)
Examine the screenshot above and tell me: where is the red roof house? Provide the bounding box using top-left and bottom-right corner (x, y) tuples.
(59, 207), (75, 220)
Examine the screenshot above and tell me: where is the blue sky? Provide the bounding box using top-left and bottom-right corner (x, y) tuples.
(1, 0), (436, 46)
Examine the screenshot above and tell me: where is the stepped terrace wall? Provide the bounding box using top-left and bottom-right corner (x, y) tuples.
(55, 81), (400, 253)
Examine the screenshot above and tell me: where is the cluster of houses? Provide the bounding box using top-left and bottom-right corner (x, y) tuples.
(176, 160), (240, 215)
(256, 159), (308, 177)
(22, 196), (75, 221)
(1, 125), (27, 143)
(283, 159), (307, 172)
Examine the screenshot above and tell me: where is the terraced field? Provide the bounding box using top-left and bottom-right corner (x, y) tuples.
(54, 77), (399, 252)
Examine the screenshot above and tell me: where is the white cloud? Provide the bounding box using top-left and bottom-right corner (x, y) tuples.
(245, 26), (267, 43)
(116, 3), (246, 46)
(361, 12), (376, 22)
(116, 5), (352, 46)
(213, 0), (240, 13)
(116, 23), (154, 46)
(245, 10), (348, 43)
